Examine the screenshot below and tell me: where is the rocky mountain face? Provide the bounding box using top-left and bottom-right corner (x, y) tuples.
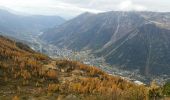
(99, 23), (170, 76)
(0, 9), (65, 37)
(41, 12), (146, 50)
(41, 11), (170, 77)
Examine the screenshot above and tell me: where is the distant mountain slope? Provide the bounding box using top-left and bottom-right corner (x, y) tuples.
(41, 12), (146, 50)
(0, 35), (147, 99)
(0, 9), (65, 37)
(98, 23), (170, 76)
(41, 11), (170, 77)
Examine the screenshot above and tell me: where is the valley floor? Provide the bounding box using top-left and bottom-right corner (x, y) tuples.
(26, 33), (168, 85)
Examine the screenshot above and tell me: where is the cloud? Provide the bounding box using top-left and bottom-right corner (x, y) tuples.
(49, 1), (103, 13)
(0, 0), (169, 18)
(0, 0), (103, 18)
(118, 0), (147, 11)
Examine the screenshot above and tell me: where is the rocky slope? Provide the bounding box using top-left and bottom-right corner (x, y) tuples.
(41, 12), (146, 50)
(98, 23), (170, 76)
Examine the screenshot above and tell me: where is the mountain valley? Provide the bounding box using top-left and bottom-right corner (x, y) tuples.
(0, 8), (170, 99)
(41, 11), (170, 82)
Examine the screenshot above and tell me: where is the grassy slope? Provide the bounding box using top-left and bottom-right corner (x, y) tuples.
(0, 35), (148, 100)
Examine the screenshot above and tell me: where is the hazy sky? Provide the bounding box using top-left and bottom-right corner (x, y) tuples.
(0, 0), (169, 18)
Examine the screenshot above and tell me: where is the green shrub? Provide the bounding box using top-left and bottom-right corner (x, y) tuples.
(163, 82), (170, 96)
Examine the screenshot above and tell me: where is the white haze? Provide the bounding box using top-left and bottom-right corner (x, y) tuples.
(0, 0), (169, 19)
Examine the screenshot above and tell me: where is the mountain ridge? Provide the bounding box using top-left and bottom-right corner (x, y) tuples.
(0, 9), (65, 38)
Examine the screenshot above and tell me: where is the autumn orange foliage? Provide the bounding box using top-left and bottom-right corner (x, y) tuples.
(46, 70), (58, 79)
